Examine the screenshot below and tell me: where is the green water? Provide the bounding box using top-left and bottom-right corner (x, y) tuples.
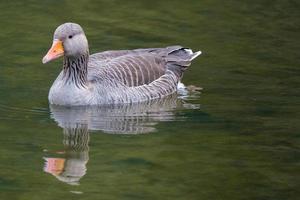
(0, 0), (299, 199)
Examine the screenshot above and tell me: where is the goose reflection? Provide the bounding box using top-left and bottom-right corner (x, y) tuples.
(43, 94), (190, 185)
(50, 94), (183, 134)
(43, 123), (89, 185)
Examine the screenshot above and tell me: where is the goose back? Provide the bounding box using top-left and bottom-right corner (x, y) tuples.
(88, 46), (197, 87)
(81, 46), (201, 104)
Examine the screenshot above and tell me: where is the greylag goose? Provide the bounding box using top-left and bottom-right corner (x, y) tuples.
(42, 23), (201, 106)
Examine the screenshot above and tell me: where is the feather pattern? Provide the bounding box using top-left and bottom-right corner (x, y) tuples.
(49, 46), (201, 105)
(44, 23), (201, 106)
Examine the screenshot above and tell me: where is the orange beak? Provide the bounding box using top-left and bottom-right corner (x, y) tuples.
(44, 157), (66, 175)
(42, 39), (64, 64)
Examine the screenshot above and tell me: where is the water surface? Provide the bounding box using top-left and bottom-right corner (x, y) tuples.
(0, 0), (299, 199)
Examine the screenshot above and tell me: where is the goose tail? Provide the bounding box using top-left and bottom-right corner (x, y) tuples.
(190, 50), (202, 60)
(181, 48), (202, 60)
(164, 46), (201, 77)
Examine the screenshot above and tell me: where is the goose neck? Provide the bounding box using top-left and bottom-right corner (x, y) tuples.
(63, 53), (89, 88)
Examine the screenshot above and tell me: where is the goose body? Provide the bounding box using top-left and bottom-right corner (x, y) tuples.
(43, 23), (201, 106)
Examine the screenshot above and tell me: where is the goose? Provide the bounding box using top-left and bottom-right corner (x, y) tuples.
(42, 22), (201, 106)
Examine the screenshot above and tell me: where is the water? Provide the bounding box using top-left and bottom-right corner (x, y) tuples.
(0, 0), (299, 199)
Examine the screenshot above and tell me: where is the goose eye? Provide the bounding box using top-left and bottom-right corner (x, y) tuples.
(68, 35), (73, 39)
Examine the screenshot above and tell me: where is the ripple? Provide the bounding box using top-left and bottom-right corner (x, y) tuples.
(0, 103), (49, 121)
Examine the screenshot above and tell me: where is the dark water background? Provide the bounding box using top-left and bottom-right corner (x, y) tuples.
(0, 0), (299, 199)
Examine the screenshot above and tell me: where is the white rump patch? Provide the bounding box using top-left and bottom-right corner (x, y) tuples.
(177, 81), (188, 95)
(177, 81), (186, 89)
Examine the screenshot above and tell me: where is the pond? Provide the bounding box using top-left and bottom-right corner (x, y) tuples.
(0, 0), (299, 199)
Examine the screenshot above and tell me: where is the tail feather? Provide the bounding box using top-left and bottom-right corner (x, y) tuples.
(191, 50), (202, 60)
(167, 47), (201, 63)
(166, 46), (201, 74)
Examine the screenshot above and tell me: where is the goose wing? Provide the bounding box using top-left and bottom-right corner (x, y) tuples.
(89, 48), (167, 87)
(88, 46), (201, 88)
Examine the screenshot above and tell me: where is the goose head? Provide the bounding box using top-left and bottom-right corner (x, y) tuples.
(42, 23), (89, 64)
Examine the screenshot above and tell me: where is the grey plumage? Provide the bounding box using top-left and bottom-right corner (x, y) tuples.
(43, 23), (201, 106)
